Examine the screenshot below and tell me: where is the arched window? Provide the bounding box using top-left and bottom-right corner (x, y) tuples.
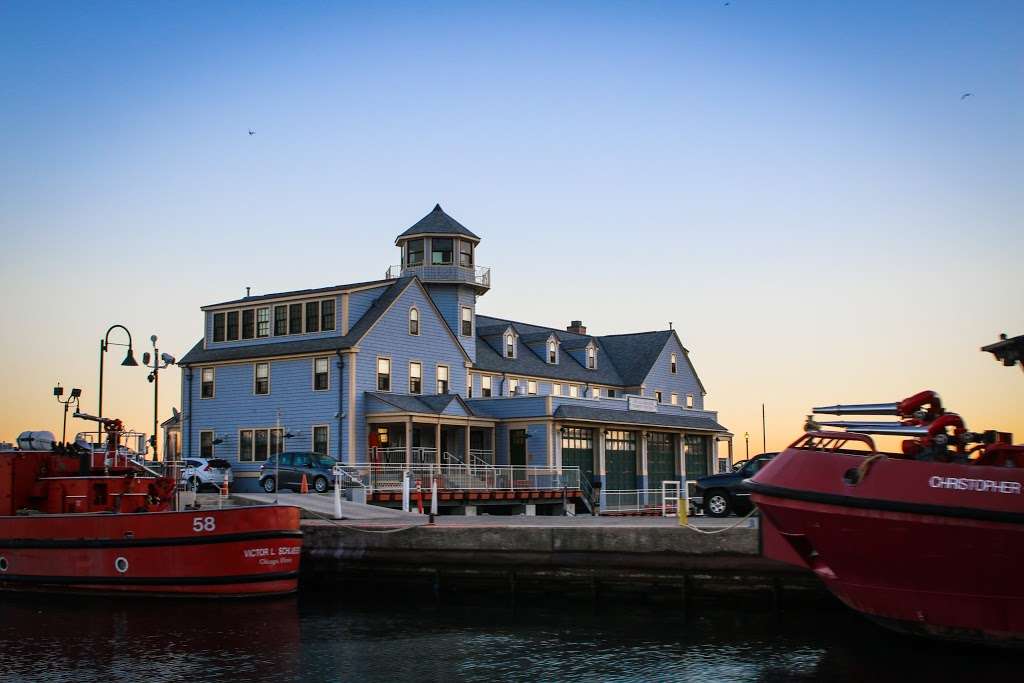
(670, 352), (677, 374)
(505, 333), (516, 358)
(548, 340), (558, 364)
(586, 345), (596, 369)
(409, 307), (419, 335)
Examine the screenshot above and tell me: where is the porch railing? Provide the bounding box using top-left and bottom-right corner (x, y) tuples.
(337, 464), (580, 493)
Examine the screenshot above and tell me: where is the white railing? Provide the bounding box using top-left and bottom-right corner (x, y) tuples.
(386, 264), (491, 288)
(601, 486), (682, 515)
(371, 447), (439, 464)
(469, 449), (494, 466)
(337, 464), (580, 493)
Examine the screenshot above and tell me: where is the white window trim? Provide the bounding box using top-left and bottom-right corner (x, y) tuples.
(586, 343), (597, 370)
(527, 380), (537, 395)
(481, 374), (493, 397)
(467, 372), (474, 398)
(552, 383), (562, 396)
(199, 430), (215, 458)
(686, 393), (694, 409)
(460, 306), (473, 337)
(504, 332), (517, 359)
(312, 357), (330, 392)
(312, 424), (330, 456)
(409, 306), (420, 336)
(377, 356), (392, 393)
(200, 367), (215, 399)
(569, 384), (579, 398)
(655, 390), (663, 403)
(256, 307), (270, 338)
(590, 387), (600, 399)
(409, 360), (423, 395)
(671, 392), (678, 405)
(547, 338), (559, 365)
(670, 352), (678, 374)
(253, 362), (271, 396)
(436, 364), (450, 394)
(508, 377), (519, 395)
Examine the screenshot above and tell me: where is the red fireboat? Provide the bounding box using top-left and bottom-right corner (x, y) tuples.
(0, 411), (301, 597)
(749, 338), (1024, 646)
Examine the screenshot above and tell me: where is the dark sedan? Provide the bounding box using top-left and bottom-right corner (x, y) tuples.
(258, 452), (338, 493)
(694, 452), (778, 517)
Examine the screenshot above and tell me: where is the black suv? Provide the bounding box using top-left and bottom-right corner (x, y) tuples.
(694, 452), (778, 517)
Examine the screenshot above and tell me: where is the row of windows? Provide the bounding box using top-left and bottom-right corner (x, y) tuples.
(198, 426), (330, 460)
(408, 306), (473, 337)
(199, 358), (331, 398)
(652, 389), (695, 408)
(377, 358), (449, 394)
(404, 237), (474, 268)
(211, 299), (335, 343)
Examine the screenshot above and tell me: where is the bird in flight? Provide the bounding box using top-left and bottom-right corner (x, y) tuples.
(960, 93), (972, 100)
(248, 129), (256, 135)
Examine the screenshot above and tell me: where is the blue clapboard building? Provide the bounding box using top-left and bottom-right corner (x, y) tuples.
(178, 205), (732, 495)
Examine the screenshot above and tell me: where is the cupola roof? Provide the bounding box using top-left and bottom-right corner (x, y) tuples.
(397, 204), (480, 242)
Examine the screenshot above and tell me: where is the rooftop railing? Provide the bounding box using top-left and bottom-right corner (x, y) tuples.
(385, 264), (491, 289)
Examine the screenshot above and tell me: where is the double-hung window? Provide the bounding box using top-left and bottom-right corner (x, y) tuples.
(226, 311), (239, 341)
(508, 378), (518, 395)
(686, 394), (694, 409)
(467, 373), (473, 398)
(200, 430), (214, 458)
(431, 238), (453, 265)
(552, 383), (561, 396)
(436, 365), (449, 394)
(590, 387), (600, 399)
(548, 341), (557, 364)
(586, 346), (596, 369)
(461, 307), (472, 337)
(407, 239), (424, 266)
(569, 385), (579, 398)
(254, 363), (270, 395)
(481, 375), (492, 397)
(321, 300), (335, 331)
(305, 302), (320, 333)
(313, 425), (329, 455)
(670, 353), (677, 374)
(409, 308), (419, 335)
(377, 358), (391, 392)
(409, 362), (422, 394)
(289, 304), (302, 335)
(671, 392), (678, 405)
(527, 380), (537, 395)
(505, 334), (515, 358)
(200, 368), (215, 399)
(459, 241), (473, 267)
(313, 357), (329, 391)
(256, 308), (270, 338)
(655, 390), (663, 403)
(212, 313), (226, 342)
(274, 305), (287, 336)
(242, 309), (255, 339)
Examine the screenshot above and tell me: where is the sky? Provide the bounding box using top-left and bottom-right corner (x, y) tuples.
(0, 1), (1021, 456)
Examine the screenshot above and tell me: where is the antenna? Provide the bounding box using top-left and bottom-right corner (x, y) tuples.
(245, 286), (251, 297)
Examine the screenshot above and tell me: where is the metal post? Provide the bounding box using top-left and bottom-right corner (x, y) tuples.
(762, 404), (767, 454)
(334, 473), (343, 519)
(98, 339), (105, 445)
(62, 402), (69, 444)
(153, 342), (159, 462)
(430, 478), (438, 517)
(402, 470), (410, 513)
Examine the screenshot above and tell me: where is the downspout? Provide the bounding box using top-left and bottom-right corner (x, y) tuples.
(335, 351), (345, 460)
(185, 366), (193, 458)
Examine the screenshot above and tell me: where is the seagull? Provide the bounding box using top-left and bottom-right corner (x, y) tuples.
(960, 93), (972, 100)
(248, 129), (256, 135)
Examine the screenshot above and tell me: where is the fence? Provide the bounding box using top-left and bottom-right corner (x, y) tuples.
(336, 463), (580, 494)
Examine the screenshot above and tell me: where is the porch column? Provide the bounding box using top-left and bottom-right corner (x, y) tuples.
(405, 418), (412, 466)
(553, 422), (561, 470)
(435, 420), (442, 464)
(465, 418), (471, 464)
(639, 431), (648, 480)
(597, 429), (606, 478)
(677, 431), (686, 482)
(727, 436), (734, 469)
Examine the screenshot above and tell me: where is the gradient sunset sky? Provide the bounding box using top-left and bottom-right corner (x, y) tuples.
(1, 1), (1021, 454)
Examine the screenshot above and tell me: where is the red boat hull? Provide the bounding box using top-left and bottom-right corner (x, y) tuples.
(0, 505), (302, 597)
(749, 447), (1024, 645)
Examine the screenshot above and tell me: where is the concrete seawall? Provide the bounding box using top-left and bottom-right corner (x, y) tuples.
(300, 520), (827, 605)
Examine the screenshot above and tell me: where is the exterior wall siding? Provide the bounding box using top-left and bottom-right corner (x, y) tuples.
(424, 284), (477, 362)
(351, 282), (469, 462)
(640, 337), (705, 410)
(348, 286), (390, 328)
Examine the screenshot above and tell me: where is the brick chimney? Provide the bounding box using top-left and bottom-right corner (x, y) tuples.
(566, 320), (587, 335)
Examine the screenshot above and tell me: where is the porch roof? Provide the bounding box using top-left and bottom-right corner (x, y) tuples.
(365, 391), (490, 420)
(553, 404), (728, 433)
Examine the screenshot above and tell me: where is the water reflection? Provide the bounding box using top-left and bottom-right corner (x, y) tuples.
(0, 591), (1020, 682)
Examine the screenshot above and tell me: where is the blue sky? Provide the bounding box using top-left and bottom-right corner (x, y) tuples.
(1, 1), (1021, 447)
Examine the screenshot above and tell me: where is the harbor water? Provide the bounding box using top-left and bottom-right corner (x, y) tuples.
(1, 590), (1021, 682)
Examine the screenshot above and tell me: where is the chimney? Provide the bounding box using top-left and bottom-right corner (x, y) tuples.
(566, 320), (587, 335)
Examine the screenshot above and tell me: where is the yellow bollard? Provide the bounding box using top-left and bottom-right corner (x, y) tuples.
(677, 497), (688, 527)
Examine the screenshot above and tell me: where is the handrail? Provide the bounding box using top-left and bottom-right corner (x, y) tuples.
(790, 431), (877, 452)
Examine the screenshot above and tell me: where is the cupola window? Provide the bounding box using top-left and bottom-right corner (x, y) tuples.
(431, 238), (453, 265)
(459, 241), (474, 268)
(407, 239), (424, 267)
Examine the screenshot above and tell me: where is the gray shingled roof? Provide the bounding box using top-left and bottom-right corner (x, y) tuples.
(365, 392), (477, 416)
(473, 325), (625, 385)
(203, 278), (393, 310)
(397, 204), (480, 241)
(594, 330), (674, 386)
(554, 405), (728, 432)
(180, 277), (416, 365)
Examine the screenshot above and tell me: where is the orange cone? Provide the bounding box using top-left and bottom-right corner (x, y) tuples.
(300, 474), (309, 494)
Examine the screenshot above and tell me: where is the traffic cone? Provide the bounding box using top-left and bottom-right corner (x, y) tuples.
(300, 474), (309, 494)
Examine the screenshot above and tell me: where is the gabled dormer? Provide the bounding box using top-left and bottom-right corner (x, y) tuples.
(562, 336), (598, 370)
(520, 331), (561, 365)
(502, 326), (518, 359)
(546, 334), (560, 365)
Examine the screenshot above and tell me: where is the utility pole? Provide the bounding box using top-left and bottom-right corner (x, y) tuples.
(143, 336), (175, 462)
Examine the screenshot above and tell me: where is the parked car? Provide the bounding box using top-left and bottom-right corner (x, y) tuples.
(694, 452), (778, 517)
(258, 452), (338, 493)
(181, 458), (234, 492)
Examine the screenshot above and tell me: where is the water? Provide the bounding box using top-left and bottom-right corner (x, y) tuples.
(0, 591), (1020, 682)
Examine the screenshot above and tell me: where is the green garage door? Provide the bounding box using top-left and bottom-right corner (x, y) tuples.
(684, 435), (710, 480)
(561, 427), (595, 486)
(647, 432), (676, 489)
(605, 430), (637, 491)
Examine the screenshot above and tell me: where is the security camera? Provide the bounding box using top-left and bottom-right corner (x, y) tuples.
(161, 353), (176, 364)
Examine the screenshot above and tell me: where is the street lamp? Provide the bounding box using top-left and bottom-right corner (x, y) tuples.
(744, 431), (749, 460)
(142, 334), (175, 462)
(98, 325), (138, 442)
(53, 384), (82, 444)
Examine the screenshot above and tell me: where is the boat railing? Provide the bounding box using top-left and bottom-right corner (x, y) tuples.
(791, 431), (877, 454)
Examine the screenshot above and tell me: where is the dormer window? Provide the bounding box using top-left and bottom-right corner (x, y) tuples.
(505, 333), (516, 359)
(586, 345), (597, 369)
(671, 353), (677, 374)
(409, 307), (419, 335)
(431, 238), (453, 265)
(548, 340), (558, 364)
(407, 239), (424, 267)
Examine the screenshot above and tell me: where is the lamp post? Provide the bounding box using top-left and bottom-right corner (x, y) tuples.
(98, 325), (139, 443)
(143, 335), (175, 462)
(53, 384), (82, 445)
(744, 431), (749, 460)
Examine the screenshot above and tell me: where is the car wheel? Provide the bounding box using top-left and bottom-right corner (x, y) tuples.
(704, 490), (732, 518)
(261, 477), (276, 493)
(313, 476), (329, 494)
